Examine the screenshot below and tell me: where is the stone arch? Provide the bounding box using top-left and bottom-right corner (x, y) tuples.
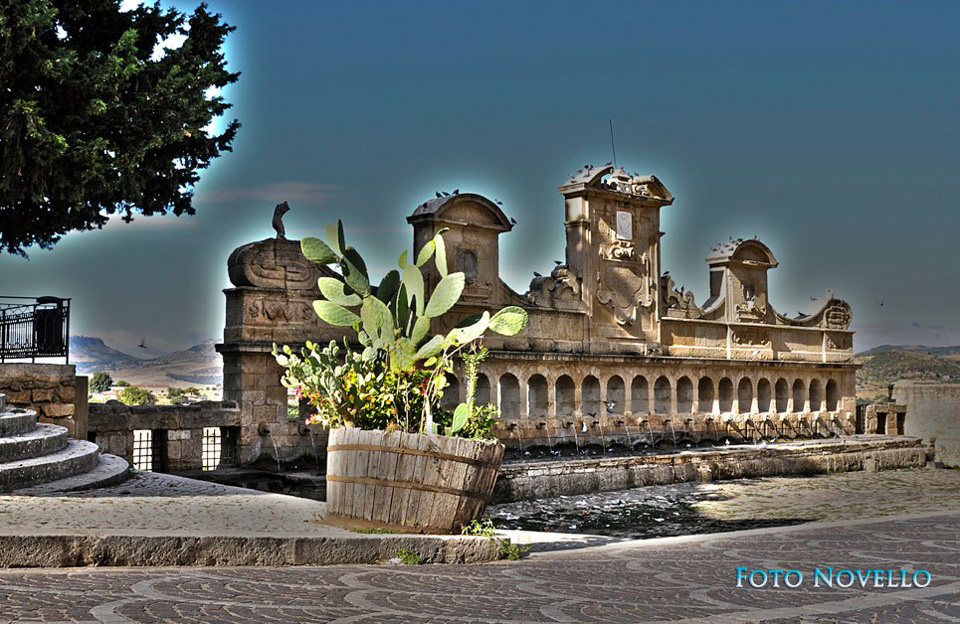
(757, 378), (772, 413)
(606, 375), (625, 414)
(809, 379), (823, 413)
(555, 375), (576, 418)
(499, 374), (520, 418)
(527, 374), (548, 418)
(475, 373), (491, 406)
(654, 376), (671, 415)
(718, 378), (734, 412)
(825, 378), (839, 412)
(737, 378), (753, 413)
(582, 375), (601, 417)
(792, 379), (806, 412)
(441, 374), (460, 411)
(775, 378), (789, 412)
(698, 377), (715, 413)
(631, 376), (649, 414)
(676, 376), (694, 414)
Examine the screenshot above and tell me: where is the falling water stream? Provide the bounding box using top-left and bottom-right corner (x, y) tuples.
(267, 432), (281, 472)
(514, 427), (526, 460)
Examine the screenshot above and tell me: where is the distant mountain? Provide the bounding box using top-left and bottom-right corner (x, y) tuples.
(858, 344), (960, 357)
(854, 345), (960, 400)
(70, 336), (222, 387)
(70, 336), (144, 372)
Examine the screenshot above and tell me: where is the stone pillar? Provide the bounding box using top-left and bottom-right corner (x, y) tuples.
(518, 375), (529, 420)
(547, 380), (557, 420)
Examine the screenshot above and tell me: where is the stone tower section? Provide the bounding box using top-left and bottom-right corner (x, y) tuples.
(557, 165), (674, 353)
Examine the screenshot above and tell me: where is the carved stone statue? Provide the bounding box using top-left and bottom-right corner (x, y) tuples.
(272, 201), (290, 239)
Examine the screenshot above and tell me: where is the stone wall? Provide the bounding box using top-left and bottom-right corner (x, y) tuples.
(0, 364), (86, 438)
(893, 381), (960, 467)
(492, 436), (927, 503)
(88, 401), (241, 471)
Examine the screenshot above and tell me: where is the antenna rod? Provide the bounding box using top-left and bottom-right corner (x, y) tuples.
(609, 118), (618, 170)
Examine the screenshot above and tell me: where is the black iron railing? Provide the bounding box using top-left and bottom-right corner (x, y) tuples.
(0, 296), (71, 363)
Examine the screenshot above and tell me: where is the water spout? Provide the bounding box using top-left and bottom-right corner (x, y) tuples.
(592, 420), (607, 450)
(563, 421), (581, 455)
(616, 420), (634, 449)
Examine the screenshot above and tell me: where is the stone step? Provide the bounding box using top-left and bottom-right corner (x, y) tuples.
(0, 408), (38, 437)
(0, 424), (69, 464)
(13, 454), (130, 495)
(0, 440), (100, 493)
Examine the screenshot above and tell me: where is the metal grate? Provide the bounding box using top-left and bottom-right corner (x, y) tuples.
(0, 296), (71, 362)
(220, 427), (238, 468)
(132, 429), (153, 471)
(202, 427), (221, 470)
(202, 427), (238, 470)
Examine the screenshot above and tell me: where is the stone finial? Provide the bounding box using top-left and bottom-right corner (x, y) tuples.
(272, 201), (290, 239)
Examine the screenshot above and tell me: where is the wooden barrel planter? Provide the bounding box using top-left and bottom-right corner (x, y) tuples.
(324, 427), (504, 534)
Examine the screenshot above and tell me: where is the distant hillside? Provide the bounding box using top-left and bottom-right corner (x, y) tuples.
(71, 336), (222, 388)
(855, 345), (960, 400)
(858, 344), (960, 357)
(70, 336), (144, 371)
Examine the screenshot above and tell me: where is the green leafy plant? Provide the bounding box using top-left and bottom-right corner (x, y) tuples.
(274, 220), (528, 438)
(393, 548), (422, 565)
(498, 539), (531, 561)
(89, 372), (113, 394)
(460, 518), (530, 560)
(460, 518), (497, 538)
(118, 386), (155, 406)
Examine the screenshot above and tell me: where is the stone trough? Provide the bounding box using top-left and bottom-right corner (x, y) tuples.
(491, 435), (927, 503)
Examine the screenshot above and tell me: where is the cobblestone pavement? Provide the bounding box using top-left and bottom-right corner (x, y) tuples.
(696, 467), (960, 522)
(2, 510), (958, 623)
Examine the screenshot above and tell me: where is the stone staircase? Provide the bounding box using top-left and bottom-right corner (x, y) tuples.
(0, 393), (129, 494)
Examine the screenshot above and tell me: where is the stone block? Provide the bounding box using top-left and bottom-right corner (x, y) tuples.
(168, 429), (192, 441)
(43, 403), (75, 418)
(5, 390), (31, 404)
(57, 384), (77, 403)
(935, 437), (960, 469)
(31, 388), (55, 402)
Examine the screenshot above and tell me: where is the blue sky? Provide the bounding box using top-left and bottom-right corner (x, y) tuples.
(2, 1), (958, 354)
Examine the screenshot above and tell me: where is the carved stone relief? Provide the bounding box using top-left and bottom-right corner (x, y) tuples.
(228, 238), (326, 291)
(824, 303), (852, 330)
(733, 328), (770, 347)
(596, 262), (653, 325)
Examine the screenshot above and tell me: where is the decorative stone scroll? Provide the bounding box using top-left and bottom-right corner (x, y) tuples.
(228, 238), (330, 291)
(661, 275), (702, 319)
(526, 265), (581, 308)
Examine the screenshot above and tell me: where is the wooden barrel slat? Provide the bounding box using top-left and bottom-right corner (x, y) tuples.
(389, 431), (416, 527)
(326, 427), (504, 533)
